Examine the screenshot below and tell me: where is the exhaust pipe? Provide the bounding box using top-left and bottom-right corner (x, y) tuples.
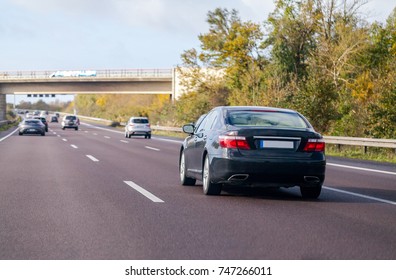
(304, 176), (320, 183)
(228, 174), (249, 181)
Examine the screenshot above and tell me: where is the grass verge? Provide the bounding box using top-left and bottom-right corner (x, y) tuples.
(326, 144), (396, 164)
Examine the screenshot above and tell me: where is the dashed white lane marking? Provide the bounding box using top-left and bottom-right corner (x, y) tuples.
(53, 132), (57, 135)
(124, 181), (164, 203)
(120, 140), (129, 143)
(86, 155), (99, 162)
(62, 138), (67, 142)
(145, 146), (160, 151)
(93, 133), (98, 136)
(70, 145), (78, 149)
(85, 131), (88, 133)
(104, 136), (111, 139)
(327, 163), (396, 176)
(324, 186), (396, 206)
(57, 135), (61, 137)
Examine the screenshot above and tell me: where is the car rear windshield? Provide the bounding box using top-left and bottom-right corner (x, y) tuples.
(25, 120), (40, 124)
(227, 110), (309, 129)
(65, 116), (76, 120)
(131, 118), (149, 124)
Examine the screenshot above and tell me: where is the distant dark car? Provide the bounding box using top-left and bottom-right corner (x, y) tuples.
(61, 115), (79, 130)
(18, 119), (46, 136)
(50, 116), (58, 123)
(33, 116), (48, 132)
(179, 106), (326, 199)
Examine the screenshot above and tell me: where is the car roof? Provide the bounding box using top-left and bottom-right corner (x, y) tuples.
(215, 106), (298, 114)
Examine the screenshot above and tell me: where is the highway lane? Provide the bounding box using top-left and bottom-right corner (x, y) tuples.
(0, 122), (395, 259)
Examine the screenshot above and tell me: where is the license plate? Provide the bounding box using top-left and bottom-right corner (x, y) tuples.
(260, 140), (294, 149)
(28, 129), (36, 132)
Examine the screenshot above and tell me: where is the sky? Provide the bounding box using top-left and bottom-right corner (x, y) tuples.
(1, 0), (395, 104)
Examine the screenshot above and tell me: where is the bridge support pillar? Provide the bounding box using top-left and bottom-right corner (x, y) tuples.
(0, 95), (6, 121)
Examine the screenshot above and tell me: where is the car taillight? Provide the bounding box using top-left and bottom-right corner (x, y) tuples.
(147, 124), (151, 128)
(129, 124), (135, 127)
(303, 139), (325, 152)
(219, 135), (250, 150)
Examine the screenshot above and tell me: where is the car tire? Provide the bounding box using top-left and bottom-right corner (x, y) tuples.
(179, 151), (196, 186)
(75, 127), (78, 131)
(19, 132), (23, 135)
(147, 134), (151, 139)
(128, 133), (131, 138)
(125, 131), (128, 138)
(300, 183), (322, 199)
(45, 128), (48, 132)
(202, 155), (222, 195)
(62, 127), (65, 130)
(41, 132), (45, 136)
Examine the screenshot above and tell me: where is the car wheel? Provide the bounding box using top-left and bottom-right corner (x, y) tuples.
(19, 132), (23, 135)
(125, 131), (128, 138)
(41, 132), (45, 136)
(147, 134), (151, 139)
(202, 155), (222, 195)
(75, 127), (78, 131)
(128, 133), (131, 138)
(45, 128), (48, 132)
(179, 151), (196, 186)
(300, 183), (322, 199)
(62, 127), (65, 130)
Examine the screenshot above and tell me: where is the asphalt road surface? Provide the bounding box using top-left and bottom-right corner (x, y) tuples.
(0, 122), (395, 260)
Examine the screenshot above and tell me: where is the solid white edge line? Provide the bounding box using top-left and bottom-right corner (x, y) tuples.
(86, 155), (99, 162)
(145, 146), (160, 151)
(70, 144), (78, 149)
(82, 123), (123, 134)
(124, 181), (164, 203)
(0, 128), (19, 142)
(324, 186), (396, 205)
(104, 136), (111, 139)
(327, 163), (396, 176)
(62, 138), (67, 142)
(81, 122), (183, 143)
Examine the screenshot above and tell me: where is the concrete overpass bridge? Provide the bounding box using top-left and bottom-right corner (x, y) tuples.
(0, 68), (179, 120)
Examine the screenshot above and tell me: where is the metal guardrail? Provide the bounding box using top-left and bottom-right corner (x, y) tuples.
(324, 136), (396, 149)
(0, 120), (8, 126)
(150, 126), (396, 151)
(34, 113), (396, 151)
(0, 69), (173, 80)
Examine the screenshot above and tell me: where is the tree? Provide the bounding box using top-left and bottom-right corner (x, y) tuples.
(366, 8), (396, 138)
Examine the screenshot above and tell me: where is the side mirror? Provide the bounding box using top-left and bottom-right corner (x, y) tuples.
(182, 124), (195, 134)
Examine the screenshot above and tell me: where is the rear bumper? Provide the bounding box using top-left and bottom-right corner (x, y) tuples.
(210, 156), (326, 187)
(20, 128), (45, 134)
(128, 130), (151, 135)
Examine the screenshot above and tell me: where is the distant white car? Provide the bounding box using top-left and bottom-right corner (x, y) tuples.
(124, 117), (151, 139)
(61, 115), (79, 130)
